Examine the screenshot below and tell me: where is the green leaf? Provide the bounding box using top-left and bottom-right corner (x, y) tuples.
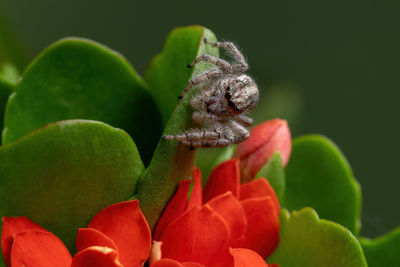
(283, 135), (361, 234)
(0, 120), (144, 251)
(269, 208), (367, 267)
(255, 151), (285, 201)
(137, 26), (218, 229)
(2, 37), (161, 164)
(0, 77), (13, 132)
(360, 227), (400, 267)
(145, 25), (210, 125)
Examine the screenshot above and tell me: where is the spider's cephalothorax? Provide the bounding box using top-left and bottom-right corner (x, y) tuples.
(163, 39), (259, 147)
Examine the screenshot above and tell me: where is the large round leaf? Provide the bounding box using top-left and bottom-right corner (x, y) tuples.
(360, 227), (400, 267)
(137, 25), (218, 229)
(269, 208), (367, 267)
(283, 135), (361, 234)
(2, 37), (161, 164)
(0, 120), (144, 252)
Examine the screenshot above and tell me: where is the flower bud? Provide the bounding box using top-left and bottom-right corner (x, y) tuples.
(235, 119), (291, 182)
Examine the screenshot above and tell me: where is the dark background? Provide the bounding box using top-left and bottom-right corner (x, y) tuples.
(0, 0), (399, 238)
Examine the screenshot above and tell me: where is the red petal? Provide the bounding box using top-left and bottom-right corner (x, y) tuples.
(206, 192), (247, 245)
(187, 167), (203, 209)
(203, 159), (240, 203)
(153, 180), (191, 241)
(2, 217), (46, 267)
(76, 228), (118, 252)
(160, 205), (230, 266)
(230, 248), (269, 267)
(71, 246), (122, 267)
(182, 263), (206, 267)
(151, 259), (205, 267)
(208, 251), (234, 267)
(239, 179), (280, 216)
(239, 197), (280, 258)
(88, 200), (151, 267)
(236, 120), (284, 158)
(236, 119), (291, 181)
(151, 258), (184, 267)
(11, 230), (71, 267)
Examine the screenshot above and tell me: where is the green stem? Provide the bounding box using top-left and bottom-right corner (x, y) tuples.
(136, 27), (218, 230)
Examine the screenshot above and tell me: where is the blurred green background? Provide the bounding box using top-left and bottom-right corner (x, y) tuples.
(0, 0), (399, 238)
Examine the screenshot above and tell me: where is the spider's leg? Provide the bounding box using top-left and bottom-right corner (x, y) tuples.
(190, 84), (219, 110)
(229, 120), (250, 143)
(234, 114), (253, 127)
(203, 39), (248, 73)
(162, 128), (220, 142)
(188, 54), (231, 72)
(192, 111), (220, 126)
(180, 124), (235, 148)
(180, 138), (232, 148)
(179, 68), (222, 99)
(167, 121), (247, 148)
(190, 94), (209, 110)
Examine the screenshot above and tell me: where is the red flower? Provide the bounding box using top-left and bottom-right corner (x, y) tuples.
(235, 119), (291, 182)
(153, 159), (280, 267)
(2, 195), (277, 267)
(2, 200), (151, 267)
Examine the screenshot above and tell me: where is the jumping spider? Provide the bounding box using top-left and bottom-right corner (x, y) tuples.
(163, 38), (259, 147)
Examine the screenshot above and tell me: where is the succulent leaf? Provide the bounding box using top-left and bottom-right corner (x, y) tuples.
(360, 227), (400, 267)
(137, 25), (219, 230)
(283, 135), (362, 234)
(0, 120), (144, 253)
(2, 37), (161, 164)
(269, 208), (367, 267)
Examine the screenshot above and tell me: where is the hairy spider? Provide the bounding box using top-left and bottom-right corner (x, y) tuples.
(163, 38), (259, 147)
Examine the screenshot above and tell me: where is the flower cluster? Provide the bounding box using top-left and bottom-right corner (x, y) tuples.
(1, 119), (291, 267)
(152, 159), (280, 266)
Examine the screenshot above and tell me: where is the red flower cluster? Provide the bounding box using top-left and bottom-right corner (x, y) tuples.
(2, 200), (151, 267)
(152, 159), (281, 267)
(1, 119), (291, 267)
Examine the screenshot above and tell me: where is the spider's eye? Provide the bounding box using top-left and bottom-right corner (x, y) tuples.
(227, 86), (231, 90)
(224, 92), (232, 101)
(228, 100), (236, 108)
(234, 107), (240, 112)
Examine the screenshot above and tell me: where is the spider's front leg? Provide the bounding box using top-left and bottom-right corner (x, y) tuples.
(179, 68), (222, 99)
(187, 54), (231, 72)
(162, 128), (220, 148)
(189, 84), (219, 110)
(203, 39), (248, 73)
(229, 120), (250, 143)
(192, 111), (220, 126)
(163, 123), (234, 148)
(234, 114), (253, 127)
